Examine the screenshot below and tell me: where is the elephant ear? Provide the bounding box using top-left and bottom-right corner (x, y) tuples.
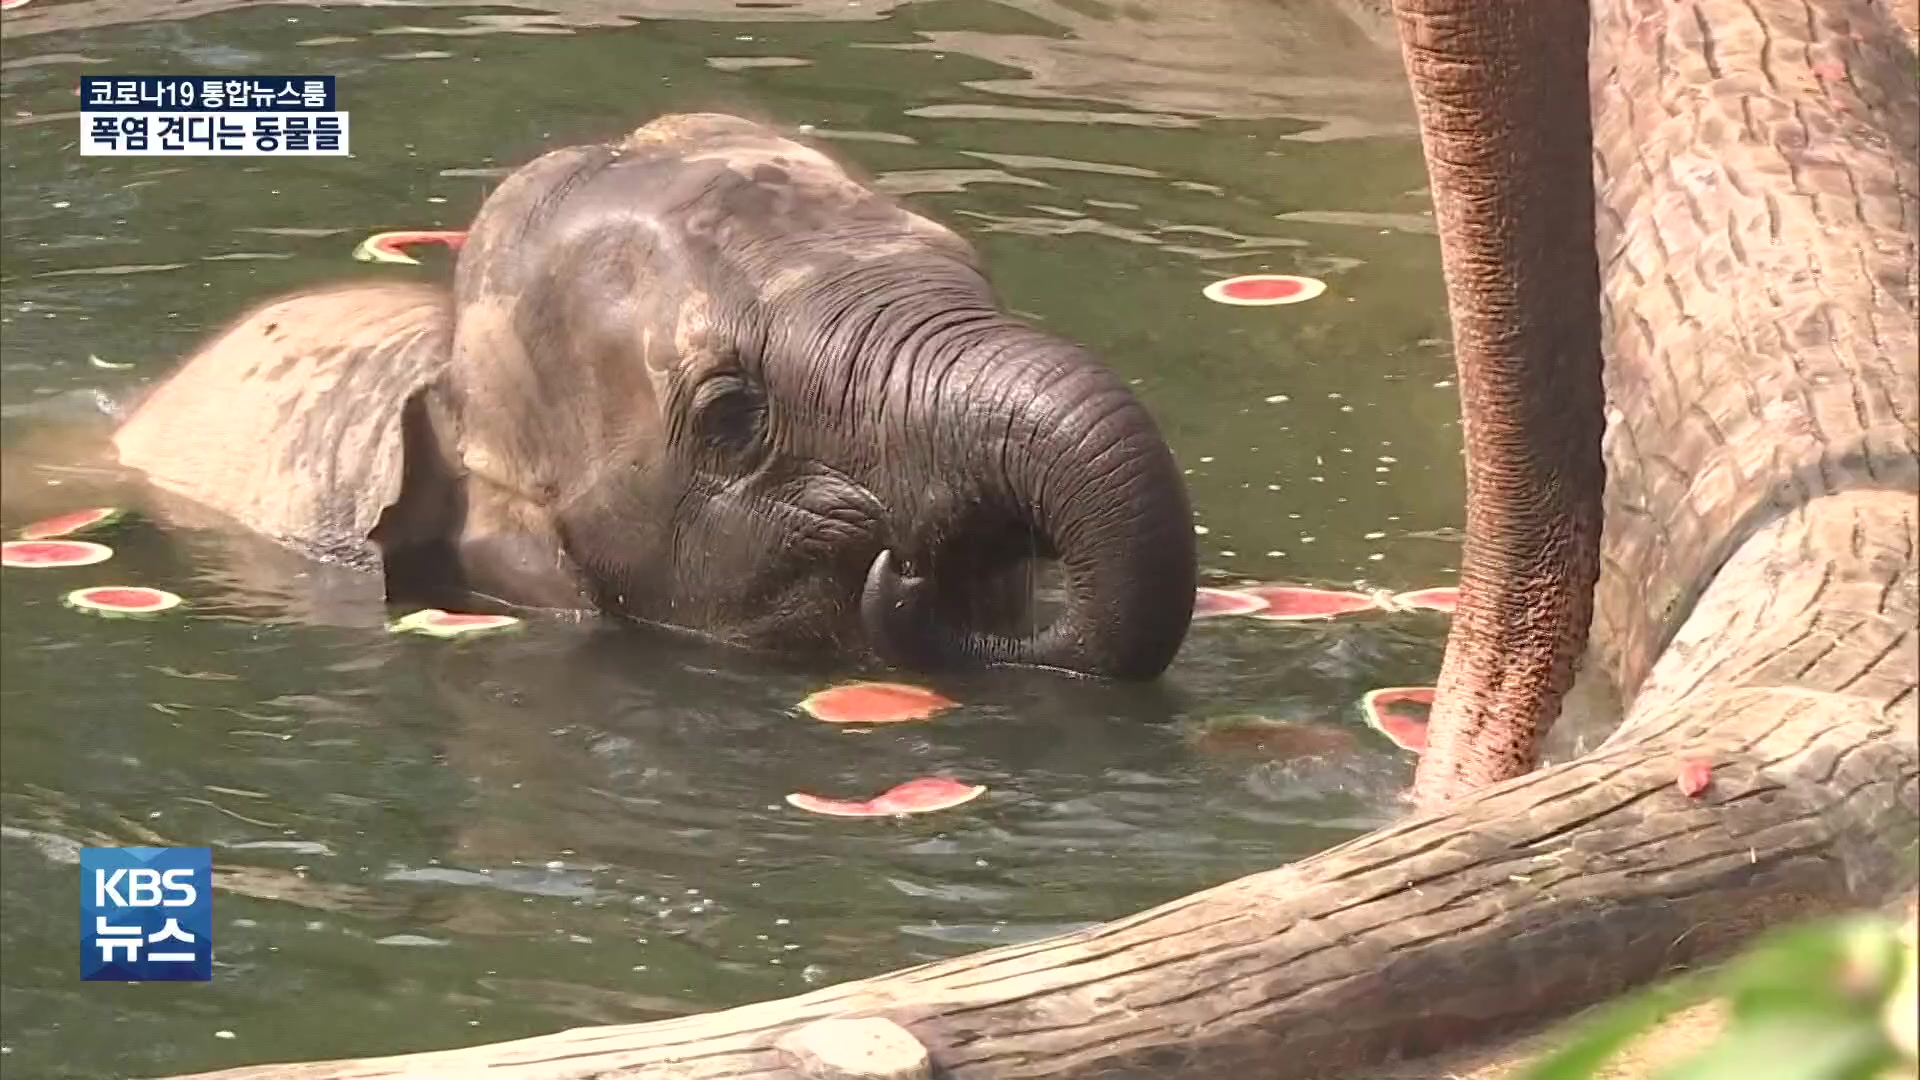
(111, 281), (458, 572)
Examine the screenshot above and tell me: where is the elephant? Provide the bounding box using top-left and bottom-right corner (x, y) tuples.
(1397, 0), (1918, 815)
(129, 0), (1920, 1077)
(108, 112), (1200, 681)
(1388, 0), (1611, 809)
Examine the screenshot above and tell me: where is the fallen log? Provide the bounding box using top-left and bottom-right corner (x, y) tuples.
(159, 0), (1918, 1075)
(159, 494), (1920, 1080)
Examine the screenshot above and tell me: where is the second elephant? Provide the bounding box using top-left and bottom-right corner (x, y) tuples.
(111, 113), (1200, 681)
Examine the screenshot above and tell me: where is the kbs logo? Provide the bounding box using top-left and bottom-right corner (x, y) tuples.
(80, 847), (212, 982)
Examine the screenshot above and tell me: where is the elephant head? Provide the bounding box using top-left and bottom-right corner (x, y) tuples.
(1389, 1), (1609, 807)
(110, 115), (1196, 681)
(407, 114), (1197, 679)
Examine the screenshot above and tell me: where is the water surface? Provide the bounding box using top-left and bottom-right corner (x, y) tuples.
(0, 3), (1468, 1076)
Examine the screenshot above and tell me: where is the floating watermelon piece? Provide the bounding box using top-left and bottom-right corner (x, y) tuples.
(388, 608), (521, 638)
(1186, 714), (1357, 758)
(63, 586), (183, 618)
(0, 0), (32, 11)
(798, 681), (958, 724)
(1193, 586), (1268, 619)
(352, 230), (467, 266)
(1361, 686), (1435, 754)
(2, 539), (114, 568)
(1243, 585), (1379, 622)
(785, 776), (986, 818)
(1202, 274), (1328, 307)
(18, 507), (122, 540)
(1392, 587), (1458, 613)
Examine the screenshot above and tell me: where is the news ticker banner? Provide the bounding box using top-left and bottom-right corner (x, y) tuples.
(80, 847), (214, 981)
(79, 76), (350, 157)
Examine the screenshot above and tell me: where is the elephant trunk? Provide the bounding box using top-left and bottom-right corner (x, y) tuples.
(1392, 0), (1608, 809)
(859, 320), (1197, 681)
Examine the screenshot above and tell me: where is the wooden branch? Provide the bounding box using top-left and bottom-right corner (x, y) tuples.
(157, 493), (1920, 1080)
(153, 0), (1919, 1076)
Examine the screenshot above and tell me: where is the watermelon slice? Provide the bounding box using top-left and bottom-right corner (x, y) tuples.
(2, 539), (114, 568)
(797, 681), (958, 724)
(785, 777), (986, 818)
(1185, 714), (1357, 758)
(352, 230), (467, 266)
(1243, 585), (1379, 622)
(1676, 758), (1713, 798)
(1361, 686), (1435, 754)
(0, 0), (32, 11)
(388, 608), (521, 638)
(18, 507), (122, 540)
(1391, 587), (1458, 613)
(63, 586), (183, 618)
(1202, 274), (1328, 307)
(1193, 586), (1268, 619)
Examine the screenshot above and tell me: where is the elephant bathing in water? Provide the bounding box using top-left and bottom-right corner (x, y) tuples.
(109, 113), (1199, 681)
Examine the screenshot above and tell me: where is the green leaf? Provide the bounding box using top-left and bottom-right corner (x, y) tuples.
(1654, 1015), (1894, 1080)
(1517, 975), (1710, 1080)
(1718, 918), (1902, 1024)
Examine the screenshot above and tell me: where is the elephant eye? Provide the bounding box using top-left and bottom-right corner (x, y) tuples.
(692, 375), (766, 455)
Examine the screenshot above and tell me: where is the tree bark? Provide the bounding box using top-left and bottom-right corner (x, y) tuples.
(153, 494), (1920, 1080)
(153, 0), (1919, 1076)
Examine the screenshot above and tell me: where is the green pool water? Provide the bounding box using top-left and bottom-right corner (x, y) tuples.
(0, 3), (1468, 1075)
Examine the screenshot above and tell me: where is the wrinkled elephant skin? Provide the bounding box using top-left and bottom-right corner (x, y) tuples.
(1388, 1), (1609, 807)
(110, 113), (1198, 681)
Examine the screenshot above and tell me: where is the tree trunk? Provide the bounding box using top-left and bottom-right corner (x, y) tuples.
(154, 0), (1918, 1076)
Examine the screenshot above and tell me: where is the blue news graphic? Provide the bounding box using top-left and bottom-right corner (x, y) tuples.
(78, 76), (336, 112)
(80, 847), (213, 982)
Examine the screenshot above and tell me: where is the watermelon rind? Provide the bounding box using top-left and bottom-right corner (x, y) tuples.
(353, 230), (465, 266)
(354, 232), (424, 265)
(1360, 686), (1435, 754)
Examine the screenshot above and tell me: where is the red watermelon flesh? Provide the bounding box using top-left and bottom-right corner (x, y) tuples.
(424, 612), (514, 627)
(354, 230), (467, 265)
(1193, 587), (1268, 619)
(1202, 273), (1329, 307)
(388, 608), (521, 636)
(798, 681), (958, 724)
(1223, 277), (1304, 301)
(1187, 715), (1359, 758)
(18, 507), (120, 540)
(1393, 587), (1458, 613)
(785, 777), (986, 818)
(1243, 586), (1379, 621)
(1676, 758), (1713, 798)
(64, 586), (182, 614)
(1362, 686), (1435, 754)
(2, 539), (114, 568)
